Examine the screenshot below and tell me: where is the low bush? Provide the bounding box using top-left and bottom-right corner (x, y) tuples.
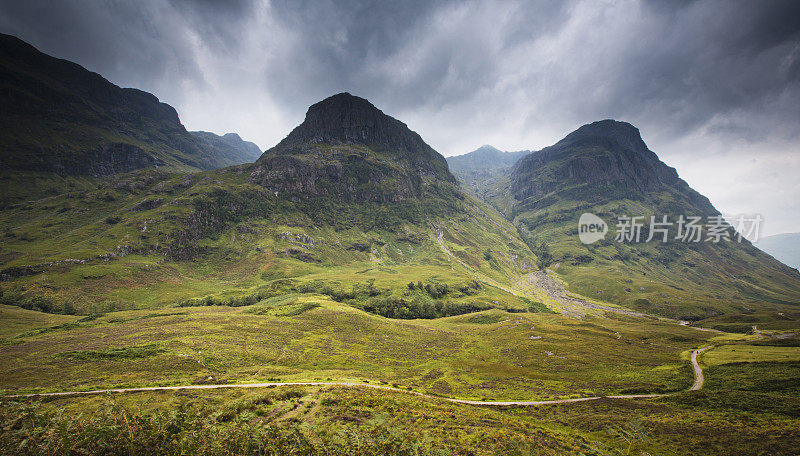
(55, 343), (164, 360)
(0, 290), (76, 315)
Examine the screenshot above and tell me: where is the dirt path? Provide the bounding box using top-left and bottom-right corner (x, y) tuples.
(4, 348), (714, 406)
(689, 346), (713, 390)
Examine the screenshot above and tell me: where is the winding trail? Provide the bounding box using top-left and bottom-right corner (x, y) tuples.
(4, 347), (714, 406)
(689, 346), (712, 391)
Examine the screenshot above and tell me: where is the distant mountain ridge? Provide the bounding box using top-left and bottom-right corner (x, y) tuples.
(446, 145), (530, 197)
(0, 33), (260, 176)
(189, 131), (261, 168)
(757, 233), (800, 270)
(446, 145), (530, 174)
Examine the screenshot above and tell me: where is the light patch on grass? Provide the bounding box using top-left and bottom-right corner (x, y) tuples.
(703, 345), (800, 366)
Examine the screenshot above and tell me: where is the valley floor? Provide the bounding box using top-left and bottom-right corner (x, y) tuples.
(1, 300), (799, 455)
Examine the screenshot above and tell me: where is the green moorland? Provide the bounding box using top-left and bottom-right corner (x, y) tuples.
(0, 300), (701, 399)
(1, 361), (799, 456)
(1, 300), (799, 455)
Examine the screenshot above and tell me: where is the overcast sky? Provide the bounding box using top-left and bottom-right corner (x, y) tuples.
(1, 0), (799, 235)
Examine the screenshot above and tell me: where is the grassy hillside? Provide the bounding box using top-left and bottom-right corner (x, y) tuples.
(0, 161), (536, 319)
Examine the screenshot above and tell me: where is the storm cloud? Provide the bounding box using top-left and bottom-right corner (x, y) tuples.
(1, 0), (799, 234)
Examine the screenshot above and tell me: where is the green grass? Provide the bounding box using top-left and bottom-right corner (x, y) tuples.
(702, 345), (800, 366)
(0, 305), (77, 339)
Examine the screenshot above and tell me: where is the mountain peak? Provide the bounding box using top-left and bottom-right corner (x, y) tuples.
(269, 92), (406, 150)
(303, 92), (384, 131)
(261, 92), (453, 179)
(475, 145), (502, 154)
(559, 119), (647, 153)
(0, 33), (258, 175)
(251, 93), (455, 201)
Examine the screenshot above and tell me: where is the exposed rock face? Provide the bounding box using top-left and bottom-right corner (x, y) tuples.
(0, 33), (258, 175)
(510, 119), (716, 213)
(250, 93), (456, 202)
(25, 142), (164, 176)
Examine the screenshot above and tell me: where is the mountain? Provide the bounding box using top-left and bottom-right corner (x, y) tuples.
(0, 33), (258, 178)
(446, 145), (530, 194)
(189, 131), (261, 165)
(509, 120), (716, 212)
(757, 233), (800, 270)
(250, 93), (454, 202)
(447, 145), (530, 174)
(478, 119), (800, 320)
(0, 93), (537, 318)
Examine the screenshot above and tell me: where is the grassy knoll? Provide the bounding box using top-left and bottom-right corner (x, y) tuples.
(0, 305), (78, 339)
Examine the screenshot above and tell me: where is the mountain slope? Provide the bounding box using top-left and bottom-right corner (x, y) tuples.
(756, 233), (800, 270)
(0, 33), (258, 177)
(0, 93), (539, 316)
(480, 120), (800, 320)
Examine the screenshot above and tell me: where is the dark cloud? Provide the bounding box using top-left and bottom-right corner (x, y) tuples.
(0, 0), (799, 233)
